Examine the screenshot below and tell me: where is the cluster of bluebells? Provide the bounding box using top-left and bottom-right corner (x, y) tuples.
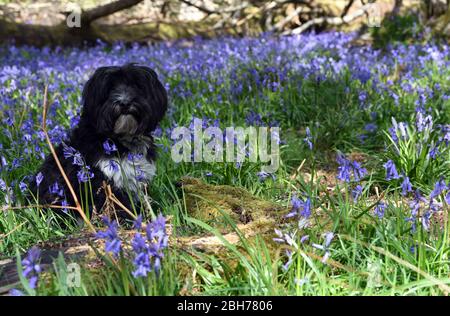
(286, 194), (311, 220)
(336, 152), (367, 183)
(95, 215), (169, 278)
(387, 112), (450, 175)
(131, 215), (169, 277)
(383, 157), (450, 230)
(382, 112), (450, 229)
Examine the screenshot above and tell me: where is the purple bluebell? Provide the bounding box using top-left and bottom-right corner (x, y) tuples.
(286, 195), (311, 219)
(9, 289), (24, 296)
(429, 144), (440, 159)
(49, 182), (64, 197)
(62, 143), (84, 166)
(77, 166), (94, 183)
(256, 171), (275, 181)
(133, 215), (143, 230)
(19, 181), (28, 193)
(103, 140), (117, 155)
(374, 202), (386, 219)
(127, 152), (143, 162)
(430, 179), (447, 199)
(96, 217), (122, 257)
(108, 160), (119, 172)
(131, 215), (168, 278)
(383, 160), (400, 181)
(21, 246), (42, 289)
(131, 233), (152, 278)
(352, 185), (363, 201)
(401, 176), (412, 196)
(336, 153), (367, 183)
(35, 172), (43, 187)
(303, 127), (313, 150)
(364, 123), (377, 133)
(445, 192), (450, 205)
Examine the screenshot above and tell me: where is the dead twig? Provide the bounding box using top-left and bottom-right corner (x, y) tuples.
(41, 86), (95, 233)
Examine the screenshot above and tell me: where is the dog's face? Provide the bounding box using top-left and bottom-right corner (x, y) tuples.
(81, 64), (167, 137)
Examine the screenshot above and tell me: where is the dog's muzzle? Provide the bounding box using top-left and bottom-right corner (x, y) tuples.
(114, 114), (138, 135)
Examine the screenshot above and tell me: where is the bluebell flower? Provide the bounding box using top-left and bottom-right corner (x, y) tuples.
(312, 232), (334, 263)
(429, 142), (441, 159)
(77, 166), (94, 183)
(131, 233), (152, 278)
(336, 153), (352, 182)
(336, 153), (367, 182)
(351, 185), (363, 201)
(383, 160), (400, 181)
(364, 123), (377, 133)
(19, 181), (28, 193)
(9, 289), (24, 296)
(130, 215), (168, 277)
(351, 161), (367, 181)
(445, 192), (450, 205)
(128, 152), (143, 162)
(324, 232), (334, 248)
(49, 182), (64, 197)
(430, 179), (447, 199)
(401, 176), (412, 196)
(62, 143), (84, 166)
(374, 202), (386, 219)
(256, 171), (275, 181)
(133, 215), (143, 231)
(61, 199), (69, 213)
(96, 217), (122, 257)
(21, 246), (42, 289)
(108, 160), (119, 172)
(303, 127), (313, 150)
(0, 178), (6, 191)
(281, 250), (294, 271)
(300, 235), (309, 243)
(416, 112), (433, 133)
(103, 140), (117, 155)
(35, 172), (43, 187)
(286, 195), (311, 219)
(441, 125), (450, 146)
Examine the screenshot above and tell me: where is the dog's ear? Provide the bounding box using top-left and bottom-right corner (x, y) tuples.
(81, 66), (117, 132)
(81, 66), (114, 115)
(137, 66), (168, 131)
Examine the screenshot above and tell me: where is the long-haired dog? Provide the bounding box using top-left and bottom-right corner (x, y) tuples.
(30, 64), (167, 220)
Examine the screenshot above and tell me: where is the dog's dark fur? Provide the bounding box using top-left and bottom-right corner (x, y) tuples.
(30, 64), (167, 219)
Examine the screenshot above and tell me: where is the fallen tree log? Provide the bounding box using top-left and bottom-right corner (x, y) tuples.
(0, 0), (150, 46)
(0, 177), (286, 294)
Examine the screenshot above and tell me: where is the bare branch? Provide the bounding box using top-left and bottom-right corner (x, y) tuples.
(283, 2), (375, 35)
(81, 0), (144, 25)
(179, 0), (215, 15)
(270, 5), (304, 32)
(341, 0), (356, 18)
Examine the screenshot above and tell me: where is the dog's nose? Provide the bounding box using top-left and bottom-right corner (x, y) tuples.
(118, 102), (130, 111)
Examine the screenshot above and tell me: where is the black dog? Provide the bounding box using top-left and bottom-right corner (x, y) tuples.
(30, 64), (167, 219)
